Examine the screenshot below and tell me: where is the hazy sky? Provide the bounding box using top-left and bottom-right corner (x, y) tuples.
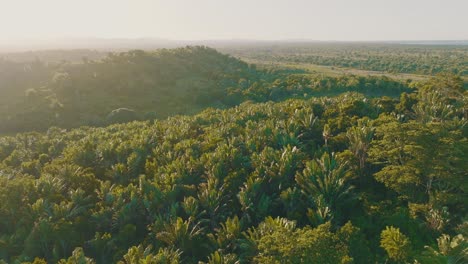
(0, 0), (467, 42)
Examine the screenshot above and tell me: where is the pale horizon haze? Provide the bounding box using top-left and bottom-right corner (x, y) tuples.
(0, 0), (467, 44)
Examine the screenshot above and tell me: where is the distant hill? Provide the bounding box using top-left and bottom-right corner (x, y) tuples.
(0, 46), (262, 132)
(0, 46), (413, 133)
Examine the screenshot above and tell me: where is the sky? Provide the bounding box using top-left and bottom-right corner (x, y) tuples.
(0, 0), (467, 43)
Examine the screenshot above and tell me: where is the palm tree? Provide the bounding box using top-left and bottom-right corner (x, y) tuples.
(422, 234), (468, 264)
(296, 152), (353, 223)
(414, 89), (455, 123)
(346, 120), (374, 172)
(118, 244), (181, 264)
(210, 216), (242, 253)
(206, 250), (240, 264)
(198, 177), (230, 230)
(58, 247), (95, 264)
(155, 217), (204, 257)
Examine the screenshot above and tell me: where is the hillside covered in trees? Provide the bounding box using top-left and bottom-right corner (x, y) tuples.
(0, 67), (466, 263)
(1, 46), (412, 133)
(0, 47), (259, 132)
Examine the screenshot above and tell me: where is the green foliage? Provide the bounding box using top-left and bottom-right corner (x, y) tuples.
(248, 219), (355, 263)
(58, 247), (95, 264)
(346, 119), (374, 172)
(369, 94), (467, 214)
(154, 217), (204, 258)
(0, 72), (464, 263)
(413, 75), (465, 122)
(117, 245), (181, 264)
(380, 226), (412, 262)
(0, 47), (262, 132)
(296, 152), (354, 224)
(204, 251), (239, 264)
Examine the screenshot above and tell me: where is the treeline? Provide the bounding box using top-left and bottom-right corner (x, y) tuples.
(0, 75), (466, 263)
(223, 43), (468, 75)
(1, 47), (411, 133)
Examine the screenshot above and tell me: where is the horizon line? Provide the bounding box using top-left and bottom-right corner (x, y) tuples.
(2, 36), (468, 42)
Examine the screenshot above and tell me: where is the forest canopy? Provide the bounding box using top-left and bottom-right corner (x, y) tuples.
(0, 46), (467, 263)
